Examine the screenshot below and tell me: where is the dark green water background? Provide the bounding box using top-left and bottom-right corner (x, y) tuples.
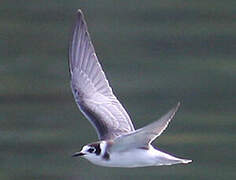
(1, 1), (236, 179)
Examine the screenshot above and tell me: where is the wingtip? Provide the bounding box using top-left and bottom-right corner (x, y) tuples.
(76, 9), (84, 18)
(177, 101), (181, 107)
(77, 9), (83, 14)
(173, 101), (181, 113)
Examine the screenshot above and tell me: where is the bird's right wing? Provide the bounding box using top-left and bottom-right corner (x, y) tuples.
(110, 103), (180, 152)
(69, 10), (135, 141)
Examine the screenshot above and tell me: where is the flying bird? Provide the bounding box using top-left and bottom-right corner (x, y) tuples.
(69, 9), (192, 168)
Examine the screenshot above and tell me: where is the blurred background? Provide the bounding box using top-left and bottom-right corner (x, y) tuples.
(1, 0), (236, 179)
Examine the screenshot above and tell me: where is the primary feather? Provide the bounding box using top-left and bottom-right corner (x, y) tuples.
(69, 10), (135, 140)
(111, 103), (180, 152)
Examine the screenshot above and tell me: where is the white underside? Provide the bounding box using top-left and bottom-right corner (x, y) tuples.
(85, 146), (192, 168)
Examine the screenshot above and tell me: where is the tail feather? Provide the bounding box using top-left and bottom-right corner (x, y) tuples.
(154, 148), (192, 166)
(155, 158), (192, 166)
(181, 159), (192, 164)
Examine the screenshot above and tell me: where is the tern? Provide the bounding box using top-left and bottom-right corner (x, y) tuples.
(69, 9), (192, 167)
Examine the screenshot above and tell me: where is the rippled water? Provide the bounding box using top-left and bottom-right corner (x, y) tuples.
(1, 1), (235, 179)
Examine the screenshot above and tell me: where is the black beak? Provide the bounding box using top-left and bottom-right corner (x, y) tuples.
(72, 152), (85, 157)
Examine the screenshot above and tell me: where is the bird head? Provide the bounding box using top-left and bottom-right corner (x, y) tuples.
(72, 141), (107, 163)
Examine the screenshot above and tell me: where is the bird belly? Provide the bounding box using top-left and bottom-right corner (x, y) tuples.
(91, 148), (156, 168)
(88, 146), (191, 167)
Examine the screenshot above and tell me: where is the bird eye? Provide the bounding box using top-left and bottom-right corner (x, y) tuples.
(88, 147), (95, 153)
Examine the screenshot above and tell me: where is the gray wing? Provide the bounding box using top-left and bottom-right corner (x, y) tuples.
(69, 9), (135, 140)
(111, 103), (180, 152)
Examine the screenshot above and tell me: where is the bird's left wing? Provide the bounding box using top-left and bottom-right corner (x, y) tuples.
(110, 103), (180, 152)
(69, 10), (135, 140)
